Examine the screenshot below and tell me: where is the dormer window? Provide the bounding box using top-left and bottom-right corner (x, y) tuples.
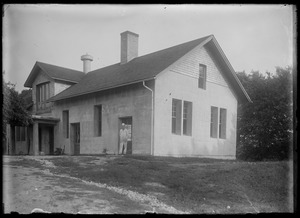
(36, 82), (50, 110)
(198, 64), (207, 89)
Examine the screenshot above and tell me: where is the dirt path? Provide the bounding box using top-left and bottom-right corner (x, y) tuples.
(2, 156), (186, 214)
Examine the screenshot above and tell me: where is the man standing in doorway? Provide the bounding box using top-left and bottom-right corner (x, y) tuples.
(119, 123), (129, 155)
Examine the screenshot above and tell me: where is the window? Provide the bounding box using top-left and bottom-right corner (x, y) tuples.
(183, 101), (192, 136)
(172, 99), (193, 136)
(210, 106), (218, 138)
(219, 108), (227, 139)
(94, 105), (102, 136)
(210, 107), (227, 139)
(198, 64), (207, 89)
(16, 126), (26, 142)
(36, 82), (50, 110)
(172, 99), (182, 135)
(63, 110), (69, 138)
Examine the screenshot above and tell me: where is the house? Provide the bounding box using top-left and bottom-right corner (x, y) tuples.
(9, 31), (251, 159)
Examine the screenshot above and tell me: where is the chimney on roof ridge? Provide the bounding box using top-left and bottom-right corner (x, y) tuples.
(120, 31), (139, 64)
(81, 54), (93, 73)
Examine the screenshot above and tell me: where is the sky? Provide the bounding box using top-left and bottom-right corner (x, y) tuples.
(3, 4), (295, 92)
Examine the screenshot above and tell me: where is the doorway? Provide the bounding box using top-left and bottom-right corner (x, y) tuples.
(71, 123), (80, 155)
(38, 124), (54, 154)
(119, 117), (132, 155)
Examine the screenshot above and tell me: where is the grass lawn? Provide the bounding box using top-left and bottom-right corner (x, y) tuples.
(10, 155), (293, 213)
(45, 155), (293, 214)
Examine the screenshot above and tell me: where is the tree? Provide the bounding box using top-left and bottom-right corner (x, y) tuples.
(19, 89), (33, 108)
(236, 67), (293, 161)
(3, 82), (33, 154)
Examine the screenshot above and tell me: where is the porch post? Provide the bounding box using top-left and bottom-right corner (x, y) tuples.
(33, 122), (39, 155)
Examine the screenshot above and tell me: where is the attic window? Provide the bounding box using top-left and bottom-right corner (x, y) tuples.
(198, 64), (207, 89)
(36, 82), (50, 110)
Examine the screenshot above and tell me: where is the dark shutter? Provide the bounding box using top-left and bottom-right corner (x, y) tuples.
(219, 108), (227, 139)
(210, 106), (218, 138)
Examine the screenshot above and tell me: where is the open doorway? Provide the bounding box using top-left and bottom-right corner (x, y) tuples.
(118, 117), (132, 155)
(38, 124), (54, 155)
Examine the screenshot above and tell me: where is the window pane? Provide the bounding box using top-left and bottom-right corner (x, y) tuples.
(172, 118), (176, 133)
(43, 84), (46, 102)
(39, 86), (42, 102)
(47, 83), (50, 99)
(37, 86), (40, 103)
(183, 120), (187, 135)
(46, 83), (49, 100)
(183, 102), (187, 135)
(172, 100), (176, 134)
(198, 77), (204, 89)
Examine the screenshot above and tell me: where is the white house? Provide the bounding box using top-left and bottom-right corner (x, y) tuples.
(8, 31), (251, 159)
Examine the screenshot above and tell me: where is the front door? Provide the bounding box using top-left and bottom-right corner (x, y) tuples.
(119, 117), (132, 155)
(72, 123), (80, 155)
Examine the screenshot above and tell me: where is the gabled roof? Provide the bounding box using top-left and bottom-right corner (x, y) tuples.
(48, 34), (251, 103)
(24, 62), (85, 88)
(49, 35), (213, 101)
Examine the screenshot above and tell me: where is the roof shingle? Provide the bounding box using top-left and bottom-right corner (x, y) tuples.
(50, 35), (212, 101)
(24, 62), (85, 87)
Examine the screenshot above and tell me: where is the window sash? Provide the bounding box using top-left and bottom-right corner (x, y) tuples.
(37, 82), (50, 103)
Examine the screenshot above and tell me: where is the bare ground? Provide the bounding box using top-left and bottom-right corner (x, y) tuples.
(3, 156), (185, 214)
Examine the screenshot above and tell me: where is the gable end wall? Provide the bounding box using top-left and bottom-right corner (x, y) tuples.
(154, 45), (238, 159)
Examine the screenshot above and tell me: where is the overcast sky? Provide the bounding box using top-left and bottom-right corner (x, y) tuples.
(3, 4), (295, 92)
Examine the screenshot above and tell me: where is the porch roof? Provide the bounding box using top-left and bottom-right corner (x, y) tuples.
(32, 115), (60, 123)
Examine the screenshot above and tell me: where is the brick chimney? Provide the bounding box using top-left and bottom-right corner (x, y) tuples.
(120, 31), (139, 64)
(81, 54), (93, 73)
